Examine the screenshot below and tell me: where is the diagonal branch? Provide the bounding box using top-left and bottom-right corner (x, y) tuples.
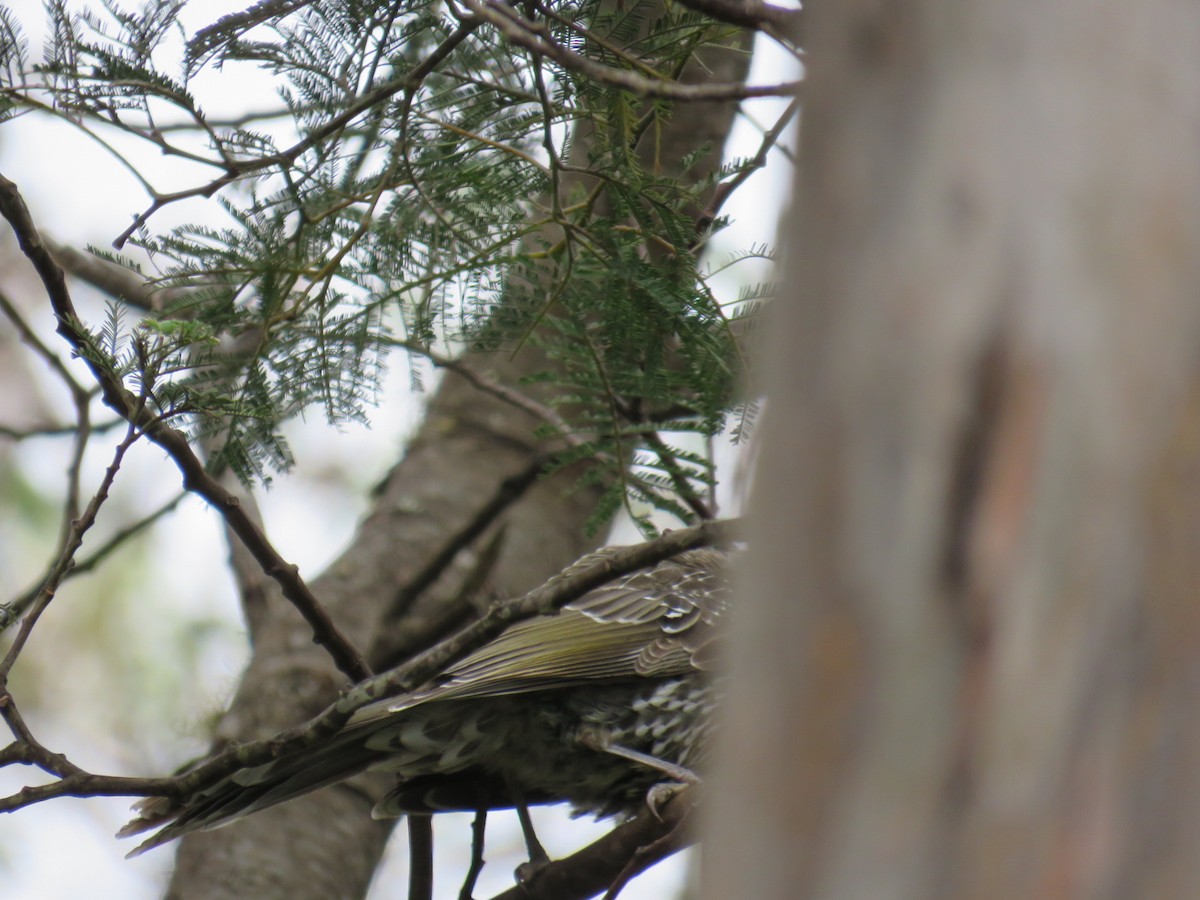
(0, 420), (140, 672)
(370, 453), (557, 647)
(698, 97), (799, 238)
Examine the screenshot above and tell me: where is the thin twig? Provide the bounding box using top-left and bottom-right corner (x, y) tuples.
(698, 97), (799, 239)
(58, 372), (92, 557)
(0, 491), (187, 634)
(0, 766), (191, 814)
(642, 431), (713, 521)
(602, 812), (691, 900)
(373, 454), (552, 638)
(368, 528), (506, 672)
(0, 692), (85, 780)
(459, 810), (488, 900)
(0, 420), (140, 675)
(0, 290), (88, 397)
(73, 492), (188, 576)
(152, 103), (317, 132)
(0, 417), (123, 440)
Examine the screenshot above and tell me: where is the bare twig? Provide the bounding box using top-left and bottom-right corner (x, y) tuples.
(0, 290), (89, 397)
(0, 173), (371, 682)
(602, 813), (691, 900)
(152, 103), (316, 133)
(0, 282), (102, 562)
(0, 763), (188, 814)
(0, 418), (121, 439)
(698, 97), (799, 238)
(58, 376), (92, 559)
(373, 454), (552, 638)
(0, 692), (85, 781)
(371, 524), (510, 681)
(0, 420), (139, 670)
(642, 431), (714, 521)
(1, 493), (186, 633)
(459, 810), (488, 900)
(75, 493), (188, 575)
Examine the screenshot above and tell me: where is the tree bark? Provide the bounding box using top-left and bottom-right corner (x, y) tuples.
(708, 2), (1200, 898)
(165, 20), (752, 900)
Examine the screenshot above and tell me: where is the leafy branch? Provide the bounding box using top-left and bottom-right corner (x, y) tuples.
(0, 172), (371, 681)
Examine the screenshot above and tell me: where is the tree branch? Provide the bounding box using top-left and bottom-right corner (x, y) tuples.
(370, 453), (556, 653)
(488, 785), (699, 900)
(698, 97), (799, 238)
(0, 173), (371, 682)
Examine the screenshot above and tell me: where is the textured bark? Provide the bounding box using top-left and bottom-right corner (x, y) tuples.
(708, 2), (1200, 899)
(164, 22), (752, 900)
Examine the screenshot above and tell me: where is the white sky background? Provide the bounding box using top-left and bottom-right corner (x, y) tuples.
(0, 1), (797, 896)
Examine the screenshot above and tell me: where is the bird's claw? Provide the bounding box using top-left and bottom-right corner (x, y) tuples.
(515, 853), (550, 887)
(646, 781), (688, 821)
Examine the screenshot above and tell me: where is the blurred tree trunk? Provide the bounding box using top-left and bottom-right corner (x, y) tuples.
(164, 18), (752, 900)
(708, 2), (1200, 898)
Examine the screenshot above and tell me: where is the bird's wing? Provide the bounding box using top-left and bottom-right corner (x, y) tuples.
(350, 549), (727, 725)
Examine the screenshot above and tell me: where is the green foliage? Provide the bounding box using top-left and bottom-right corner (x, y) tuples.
(0, 6), (27, 119)
(0, 0), (771, 523)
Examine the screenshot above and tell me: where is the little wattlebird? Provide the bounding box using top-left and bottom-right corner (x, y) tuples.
(119, 547), (730, 856)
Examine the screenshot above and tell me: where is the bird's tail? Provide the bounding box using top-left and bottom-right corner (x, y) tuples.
(118, 722), (387, 857)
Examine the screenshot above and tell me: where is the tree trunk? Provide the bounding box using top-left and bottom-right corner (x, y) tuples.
(708, 2), (1200, 898)
(165, 22), (751, 900)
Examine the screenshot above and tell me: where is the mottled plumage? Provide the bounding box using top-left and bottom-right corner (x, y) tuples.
(121, 548), (729, 855)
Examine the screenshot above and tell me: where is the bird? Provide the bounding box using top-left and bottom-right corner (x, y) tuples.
(120, 547), (730, 856)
